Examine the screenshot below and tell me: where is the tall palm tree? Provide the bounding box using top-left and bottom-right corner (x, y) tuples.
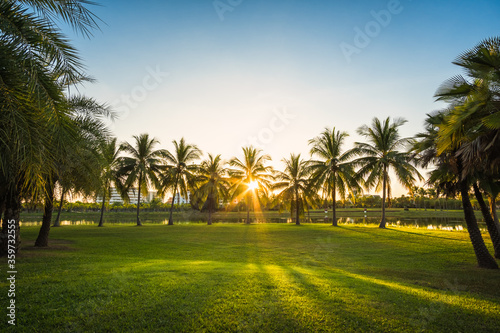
(229, 146), (274, 224)
(161, 138), (201, 226)
(0, 0), (100, 255)
(273, 154), (315, 225)
(194, 154), (230, 225)
(353, 117), (422, 228)
(414, 111), (498, 269)
(96, 137), (123, 227)
(118, 134), (166, 226)
(309, 127), (360, 226)
(431, 38), (500, 268)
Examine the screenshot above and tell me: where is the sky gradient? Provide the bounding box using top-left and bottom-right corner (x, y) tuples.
(70, 0), (500, 196)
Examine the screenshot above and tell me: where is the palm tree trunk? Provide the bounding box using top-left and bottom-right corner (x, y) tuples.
(246, 193), (251, 224)
(490, 197), (500, 235)
(457, 161), (497, 268)
(295, 187), (300, 225)
(473, 183), (500, 259)
(379, 166), (387, 228)
(168, 175), (179, 225)
(332, 177), (337, 226)
(53, 188), (66, 227)
(207, 193), (213, 225)
(35, 180), (56, 247)
(0, 183), (22, 256)
(98, 192), (106, 227)
(136, 174), (142, 226)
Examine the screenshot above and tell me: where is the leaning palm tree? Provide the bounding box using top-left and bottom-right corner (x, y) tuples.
(414, 111), (498, 269)
(194, 154), (230, 225)
(309, 127), (360, 226)
(161, 138), (202, 226)
(353, 117), (423, 229)
(118, 134), (166, 226)
(273, 154), (316, 225)
(229, 146), (274, 224)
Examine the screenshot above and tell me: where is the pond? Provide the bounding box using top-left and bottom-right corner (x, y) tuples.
(19, 215), (487, 232)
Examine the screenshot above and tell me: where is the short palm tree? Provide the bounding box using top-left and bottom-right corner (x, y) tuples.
(274, 154), (315, 225)
(194, 154), (230, 225)
(161, 138), (202, 226)
(34, 96), (111, 247)
(229, 146), (274, 224)
(353, 117), (422, 228)
(118, 134), (166, 226)
(309, 127), (360, 226)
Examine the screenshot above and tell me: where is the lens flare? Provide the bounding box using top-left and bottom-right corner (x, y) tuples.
(248, 181), (259, 190)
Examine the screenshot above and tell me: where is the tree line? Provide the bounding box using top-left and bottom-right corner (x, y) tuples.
(0, 1), (499, 268)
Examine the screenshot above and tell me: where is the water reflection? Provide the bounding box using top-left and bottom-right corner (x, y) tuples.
(20, 215), (486, 231)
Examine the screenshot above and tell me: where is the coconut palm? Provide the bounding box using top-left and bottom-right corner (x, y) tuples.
(194, 154), (230, 225)
(118, 134), (166, 226)
(273, 154), (316, 225)
(353, 117), (423, 229)
(308, 127), (360, 226)
(229, 147), (274, 224)
(161, 138), (202, 225)
(96, 137), (124, 227)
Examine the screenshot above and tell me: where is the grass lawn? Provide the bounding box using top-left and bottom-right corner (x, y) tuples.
(2, 224), (500, 332)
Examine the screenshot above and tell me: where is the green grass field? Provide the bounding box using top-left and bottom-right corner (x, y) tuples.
(3, 224), (500, 332)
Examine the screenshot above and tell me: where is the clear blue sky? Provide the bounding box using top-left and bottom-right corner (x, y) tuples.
(70, 0), (500, 196)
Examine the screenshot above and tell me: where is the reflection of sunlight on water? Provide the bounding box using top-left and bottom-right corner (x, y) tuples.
(19, 216), (484, 232)
(20, 220), (96, 226)
(425, 224), (474, 231)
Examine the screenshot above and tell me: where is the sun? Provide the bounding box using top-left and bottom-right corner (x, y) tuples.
(247, 181), (259, 191)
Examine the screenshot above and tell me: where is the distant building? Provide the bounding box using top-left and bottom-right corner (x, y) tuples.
(167, 191), (191, 205)
(96, 187), (157, 204)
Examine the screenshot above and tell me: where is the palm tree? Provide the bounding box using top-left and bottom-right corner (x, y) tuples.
(0, 1), (100, 255)
(34, 96), (111, 246)
(194, 154), (230, 225)
(414, 111), (498, 269)
(431, 38), (500, 268)
(308, 127), (360, 226)
(118, 134), (166, 226)
(96, 138), (123, 227)
(274, 154), (315, 225)
(162, 138), (202, 226)
(353, 117), (423, 228)
(229, 147), (274, 224)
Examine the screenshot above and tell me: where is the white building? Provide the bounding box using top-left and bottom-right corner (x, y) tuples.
(170, 191), (191, 204)
(96, 187), (157, 204)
